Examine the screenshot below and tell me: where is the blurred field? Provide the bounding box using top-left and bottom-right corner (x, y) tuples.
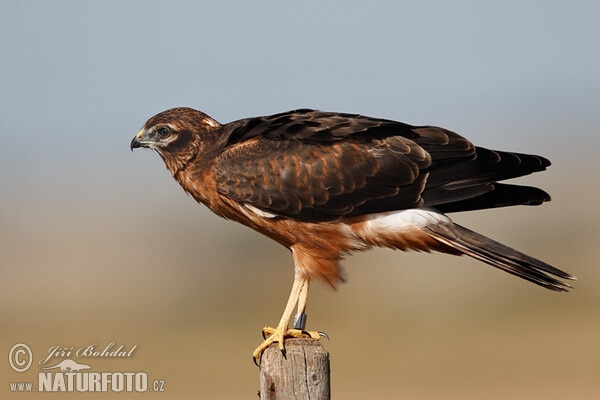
(2, 158), (599, 399)
(1, 1), (599, 398)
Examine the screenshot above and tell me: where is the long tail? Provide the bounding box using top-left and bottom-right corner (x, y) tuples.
(423, 222), (576, 292)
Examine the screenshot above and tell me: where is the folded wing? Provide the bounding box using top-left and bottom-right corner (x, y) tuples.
(215, 109), (550, 221)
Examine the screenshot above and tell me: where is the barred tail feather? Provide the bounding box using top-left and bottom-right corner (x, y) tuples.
(423, 222), (576, 292)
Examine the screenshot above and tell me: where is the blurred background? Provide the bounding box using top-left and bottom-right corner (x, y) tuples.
(1, 1), (599, 398)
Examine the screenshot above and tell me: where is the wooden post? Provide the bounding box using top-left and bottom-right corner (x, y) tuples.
(259, 338), (330, 400)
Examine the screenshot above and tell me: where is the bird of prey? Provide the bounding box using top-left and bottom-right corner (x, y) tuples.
(131, 107), (575, 362)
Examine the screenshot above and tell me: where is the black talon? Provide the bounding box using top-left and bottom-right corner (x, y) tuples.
(262, 330), (267, 340)
(301, 330), (310, 337)
(280, 348), (287, 359)
(253, 356), (261, 367)
(318, 331), (330, 342)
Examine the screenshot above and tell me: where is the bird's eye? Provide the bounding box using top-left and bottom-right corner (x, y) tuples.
(157, 126), (172, 139)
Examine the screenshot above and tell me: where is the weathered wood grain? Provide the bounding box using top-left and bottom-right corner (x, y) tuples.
(259, 338), (330, 400)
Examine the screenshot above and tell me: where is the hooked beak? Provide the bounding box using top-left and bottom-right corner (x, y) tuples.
(131, 129), (148, 151)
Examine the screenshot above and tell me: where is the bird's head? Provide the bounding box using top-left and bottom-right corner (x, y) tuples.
(131, 107), (222, 174)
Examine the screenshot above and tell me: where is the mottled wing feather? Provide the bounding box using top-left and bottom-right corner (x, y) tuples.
(215, 110), (475, 221)
(225, 109), (394, 144)
(216, 136), (428, 220)
(215, 110), (550, 221)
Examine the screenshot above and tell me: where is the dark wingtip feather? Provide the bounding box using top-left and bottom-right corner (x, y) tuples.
(538, 155), (551, 168)
(434, 184), (552, 214)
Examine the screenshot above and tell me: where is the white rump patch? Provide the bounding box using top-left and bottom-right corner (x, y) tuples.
(360, 208), (450, 233)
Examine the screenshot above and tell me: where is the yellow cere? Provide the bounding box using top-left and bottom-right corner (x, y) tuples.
(136, 129), (144, 138)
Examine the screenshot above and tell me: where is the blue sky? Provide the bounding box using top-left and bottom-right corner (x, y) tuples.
(1, 0), (598, 205)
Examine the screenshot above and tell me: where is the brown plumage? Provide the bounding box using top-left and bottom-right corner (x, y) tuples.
(131, 107), (575, 359)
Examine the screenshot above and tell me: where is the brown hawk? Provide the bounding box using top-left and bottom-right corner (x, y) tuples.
(131, 107), (575, 362)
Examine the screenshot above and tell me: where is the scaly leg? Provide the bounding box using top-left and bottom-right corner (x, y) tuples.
(294, 280), (325, 339)
(292, 279), (319, 336)
(252, 278), (320, 362)
(293, 279), (310, 329)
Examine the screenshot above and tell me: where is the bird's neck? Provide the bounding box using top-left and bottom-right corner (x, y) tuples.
(171, 158), (223, 213)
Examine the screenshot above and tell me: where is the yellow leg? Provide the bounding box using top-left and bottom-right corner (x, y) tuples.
(297, 279), (309, 315)
(294, 280), (320, 339)
(252, 278), (320, 362)
(292, 279), (317, 331)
